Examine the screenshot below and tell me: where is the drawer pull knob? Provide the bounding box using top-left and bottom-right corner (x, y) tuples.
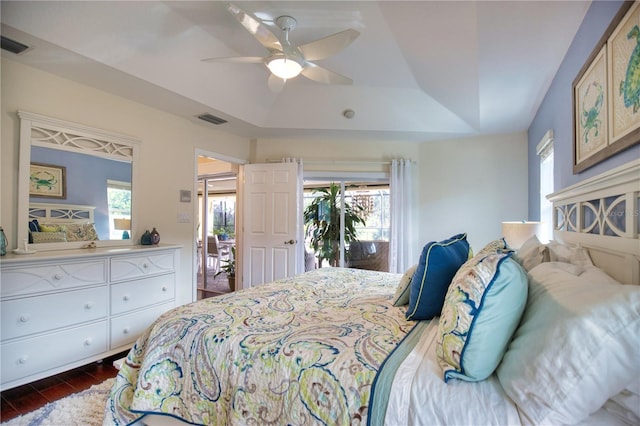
(143, 263), (149, 269)
(123, 327), (130, 335)
(19, 315), (30, 323)
(123, 295), (130, 302)
(85, 302), (94, 309)
(162, 286), (168, 292)
(18, 356), (29, 364)
(53, 274), (63, 280)
(84, 338), (93, 346)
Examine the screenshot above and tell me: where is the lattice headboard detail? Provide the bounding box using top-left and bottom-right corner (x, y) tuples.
(548, 159), (639, 284)
(29, 202), (95, 224)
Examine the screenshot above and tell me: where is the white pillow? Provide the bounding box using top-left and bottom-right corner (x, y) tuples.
(514, 235), (549, 271)
(605, 388), (640, 424)
(546, 240), (593, 267)
(497, 262), (640, 425)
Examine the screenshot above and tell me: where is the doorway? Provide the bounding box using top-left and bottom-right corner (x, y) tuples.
(196, 155), (238, 300)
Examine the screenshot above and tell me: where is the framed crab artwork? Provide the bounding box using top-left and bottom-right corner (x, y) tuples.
(29, 162), (66, 199)
(574, 46), (608, 168)
(573, 1), (640, 174)
(608, 1), (640, 149)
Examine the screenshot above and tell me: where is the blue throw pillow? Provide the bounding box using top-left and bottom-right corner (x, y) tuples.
(405, 233), (470, 320)
(28, 219), (40, 233)
(436, 252), (528, 382)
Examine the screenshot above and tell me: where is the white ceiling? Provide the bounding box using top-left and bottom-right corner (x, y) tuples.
(1, 1), (590, 143)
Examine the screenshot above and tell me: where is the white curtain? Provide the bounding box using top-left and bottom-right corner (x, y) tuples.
(389, 159), (415, 273)
(283, 157), (305, 274)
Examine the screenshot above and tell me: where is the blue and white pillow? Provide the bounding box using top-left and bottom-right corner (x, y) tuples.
(436, 249), (527, 382)
(405, 233), (470, 320)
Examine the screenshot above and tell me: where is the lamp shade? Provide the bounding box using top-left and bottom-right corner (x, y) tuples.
(113, 218), (131, 231)
(502, 221), (543, 250)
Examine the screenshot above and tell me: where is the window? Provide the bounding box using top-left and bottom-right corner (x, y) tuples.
(107, 180), (132, 239)
(302, 179), (390, 271)
(537, 130), (554, 243)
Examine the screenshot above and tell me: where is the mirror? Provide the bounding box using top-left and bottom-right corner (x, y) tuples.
(17, 111), (138, 251)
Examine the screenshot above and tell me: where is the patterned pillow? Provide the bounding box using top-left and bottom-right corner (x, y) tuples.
(65, 223), (99, 241)
(39, 223), (66, 233)
(405, 233), (470, 320)
(475, 238), (508, 257)
(436, 251), (527, 382)
(31, 231), (67, 243)
(392, 264), (418, 307)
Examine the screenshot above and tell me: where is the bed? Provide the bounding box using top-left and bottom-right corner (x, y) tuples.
(28, 202), (99, 246)
(104, 159), (639, 426)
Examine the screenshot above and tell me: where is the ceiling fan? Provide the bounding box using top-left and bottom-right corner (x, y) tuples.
(202, 3), (360, 91)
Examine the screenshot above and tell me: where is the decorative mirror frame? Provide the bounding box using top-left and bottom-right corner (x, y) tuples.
(17, 111), (139, 251)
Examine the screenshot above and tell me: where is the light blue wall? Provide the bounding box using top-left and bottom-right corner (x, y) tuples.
(30, 146), (132, 239)
(528, 0), (640, 219)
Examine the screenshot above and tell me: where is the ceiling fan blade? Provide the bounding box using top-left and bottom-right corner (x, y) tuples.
(298, 29), (360, 61)
(227, 3), (282, 53)
(301, 62), (353, 85)
(268, 73), (286, 93)
(201, 56), (265, 64)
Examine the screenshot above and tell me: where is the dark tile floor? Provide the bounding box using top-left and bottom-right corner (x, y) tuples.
(0, 350), (127, 423)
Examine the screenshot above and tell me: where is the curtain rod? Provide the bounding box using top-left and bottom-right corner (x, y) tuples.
(266, 159), (392, 166)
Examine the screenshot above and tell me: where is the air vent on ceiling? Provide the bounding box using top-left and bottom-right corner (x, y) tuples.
(197, 113), (227, 125)
(1, 36), (30, 55)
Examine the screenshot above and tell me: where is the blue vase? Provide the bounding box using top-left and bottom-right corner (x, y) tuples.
(0, 227), (6, 256)
(141, 230), (152, 245)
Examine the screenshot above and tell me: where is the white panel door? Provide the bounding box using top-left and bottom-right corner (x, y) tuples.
(242, 163), (299, 287)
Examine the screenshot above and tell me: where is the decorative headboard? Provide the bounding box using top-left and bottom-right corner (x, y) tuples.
(547, 159), (639, 285)
(29, 202), (95, 224)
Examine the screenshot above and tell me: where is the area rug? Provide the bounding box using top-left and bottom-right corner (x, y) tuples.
(2, 378), (114, 426)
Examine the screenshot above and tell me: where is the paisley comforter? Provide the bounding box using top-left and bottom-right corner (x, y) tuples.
(104, 267), (415, 425)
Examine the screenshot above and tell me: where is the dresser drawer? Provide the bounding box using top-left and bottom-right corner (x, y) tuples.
(0, 321), (108, 384)
(110, 252), (175, 282)
(1, 260), (107, 298)
(2, 286), (108, 340)
(110, 302), (174, 349)
(110, 274), (175, 315)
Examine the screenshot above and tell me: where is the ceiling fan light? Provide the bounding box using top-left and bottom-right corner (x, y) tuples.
(267, 57), (302, 80)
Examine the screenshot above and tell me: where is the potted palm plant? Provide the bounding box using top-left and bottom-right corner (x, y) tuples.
(214, 245), (236, 291)
(303, 183), (366, 267)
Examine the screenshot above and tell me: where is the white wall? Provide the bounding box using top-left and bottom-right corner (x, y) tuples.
(253, 134), (529, 263)
(419, 133), (528, 252)
(2, 59), (530, 303)
(1, 59), (251, 305)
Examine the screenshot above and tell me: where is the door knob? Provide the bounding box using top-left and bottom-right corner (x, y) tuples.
(284, 239), (296, 245)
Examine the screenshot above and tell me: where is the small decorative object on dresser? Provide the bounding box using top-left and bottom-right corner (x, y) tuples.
(0, 227), (7, 256)
(150, 228), (160, 245)
(140, 230), (152, 245)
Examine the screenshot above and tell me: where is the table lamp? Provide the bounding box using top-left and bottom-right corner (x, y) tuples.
(502, 221), (543, 250)
(114, 218), (131, 240)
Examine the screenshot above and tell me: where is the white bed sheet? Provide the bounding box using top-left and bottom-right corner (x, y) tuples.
(385, 319), (522, 425)
(384, 319), (637, 426)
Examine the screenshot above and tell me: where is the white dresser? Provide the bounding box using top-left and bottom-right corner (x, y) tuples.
(0, 244), (180, 390)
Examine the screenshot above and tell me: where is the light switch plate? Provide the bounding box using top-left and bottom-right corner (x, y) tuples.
(177, 212), (191, 223)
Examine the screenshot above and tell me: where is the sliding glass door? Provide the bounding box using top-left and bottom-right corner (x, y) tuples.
(302, 178), (390, 271)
